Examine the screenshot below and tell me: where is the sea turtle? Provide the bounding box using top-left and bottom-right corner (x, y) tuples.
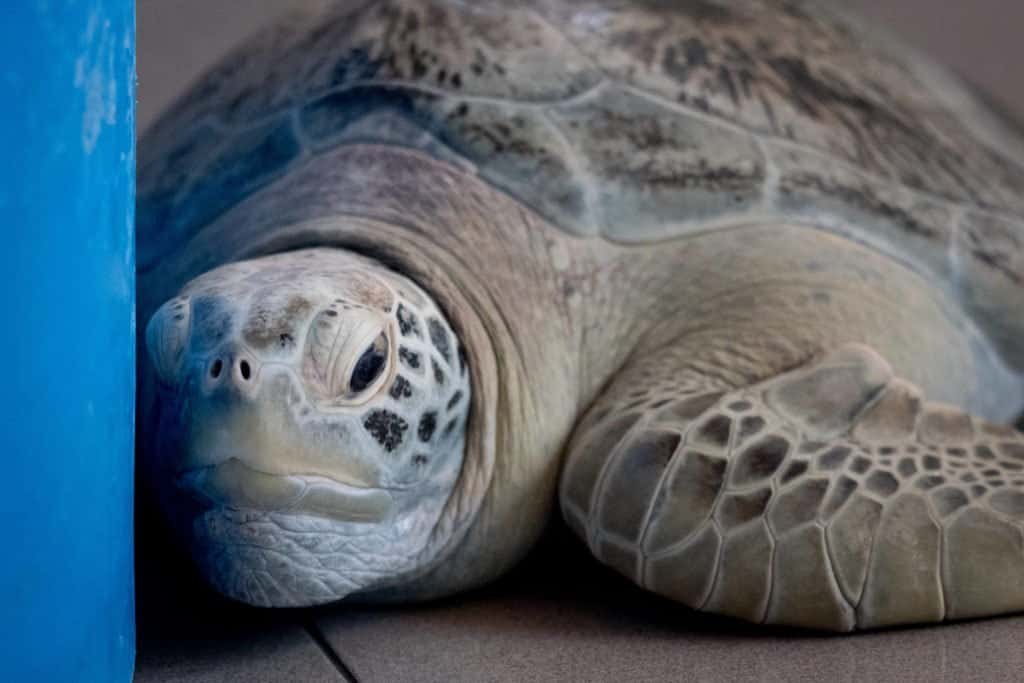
(138, 0), (1024, 631)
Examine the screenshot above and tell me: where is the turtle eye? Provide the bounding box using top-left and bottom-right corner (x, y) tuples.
(349, 332), (389, 394)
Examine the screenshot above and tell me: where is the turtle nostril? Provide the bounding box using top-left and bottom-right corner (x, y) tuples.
(210, 359), (223, 379)
(239, 359), (252, 381)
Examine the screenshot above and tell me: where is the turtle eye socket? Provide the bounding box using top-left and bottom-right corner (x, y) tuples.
(349, 332), (389, 394)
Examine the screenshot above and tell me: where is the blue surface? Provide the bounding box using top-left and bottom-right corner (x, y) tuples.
(0, 1), (135, 680)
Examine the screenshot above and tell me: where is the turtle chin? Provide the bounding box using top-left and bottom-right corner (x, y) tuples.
(187, 506), (390, 607)
(165, 458), (432, 607)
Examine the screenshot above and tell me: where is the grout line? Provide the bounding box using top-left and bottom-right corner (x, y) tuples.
(305, 620), (360, 683)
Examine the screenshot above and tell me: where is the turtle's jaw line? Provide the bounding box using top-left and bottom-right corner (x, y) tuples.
(176, 458), (394, 523)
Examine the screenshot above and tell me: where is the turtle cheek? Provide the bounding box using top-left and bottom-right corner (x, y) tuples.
(146, 295), (192, 386)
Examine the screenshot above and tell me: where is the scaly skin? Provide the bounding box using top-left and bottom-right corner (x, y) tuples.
(143, 144), (1023, 626)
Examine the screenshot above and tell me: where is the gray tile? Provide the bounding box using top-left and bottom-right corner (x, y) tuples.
(135, 622), (343, 683)
(315, 527), (1024, 683)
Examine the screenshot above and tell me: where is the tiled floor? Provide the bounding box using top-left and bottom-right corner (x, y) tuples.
(135, 515), (1024, 683)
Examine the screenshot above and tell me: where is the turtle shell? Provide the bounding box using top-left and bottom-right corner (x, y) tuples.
(138, 0), (1024, 365)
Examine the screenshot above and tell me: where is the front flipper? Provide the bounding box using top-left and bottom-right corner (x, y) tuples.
(561, 344), (1024, 631)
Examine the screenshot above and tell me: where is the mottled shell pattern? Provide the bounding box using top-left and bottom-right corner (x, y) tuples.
(138, 0), (1024, 364)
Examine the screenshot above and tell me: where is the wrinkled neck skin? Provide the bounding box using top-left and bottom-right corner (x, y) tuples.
(144, 143), (611, 600)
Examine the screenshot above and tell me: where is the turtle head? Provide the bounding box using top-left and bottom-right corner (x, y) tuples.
(144, 248), (470, 606)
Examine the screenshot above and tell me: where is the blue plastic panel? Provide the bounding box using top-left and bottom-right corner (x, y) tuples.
(0, 2), (135, 681)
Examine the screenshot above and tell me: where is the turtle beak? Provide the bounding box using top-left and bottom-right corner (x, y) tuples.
(176, 458), (394, 523)
(160, 361), (394, 523)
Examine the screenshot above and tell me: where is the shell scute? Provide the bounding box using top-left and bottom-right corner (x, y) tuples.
(138, 0), (1024, 361)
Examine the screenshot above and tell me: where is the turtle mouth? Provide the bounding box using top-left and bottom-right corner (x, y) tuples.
(175, 458), (394, 523)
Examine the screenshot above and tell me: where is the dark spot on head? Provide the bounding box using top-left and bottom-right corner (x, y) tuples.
(210, 359), (223, 379)
(242, 295), (313, 351)
(922, 454), (941, 471)
(446, 390), (463, 411)
(432, 359), (445, 385)
(879, 446), (896, 455)
(412, 454), (429, 466)
(399, 346), (421, 369)
(389, 375), (413, 400)
(727, 400), (753, 412)
(443, 418), (458, 437)
(396, 303), (421, 337)
(427, 318), (451, 362)
(363, 409), (409, 452)
(946, 447), (967, 458)
(325, 309), (338, 317)
(418, 411), (437, 442)
(239, 360), (251, 380)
